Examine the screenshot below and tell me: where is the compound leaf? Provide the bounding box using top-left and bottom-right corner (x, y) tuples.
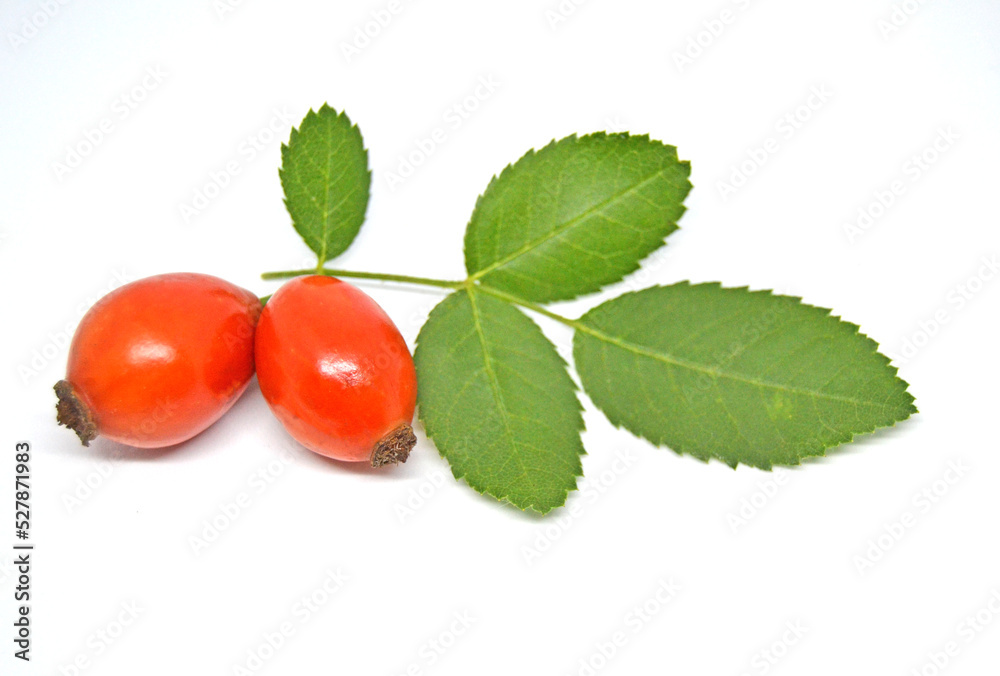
(414, 288), (585, 513)
(573, 283), (916, 469)
(280, 105), (370, 266)
(464, 133), (691, 303)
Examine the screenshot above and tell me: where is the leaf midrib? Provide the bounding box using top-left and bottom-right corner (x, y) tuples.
(575, 320), (899, 410)
(313, 129), (345, 264)
(465, 289), (529, 491)
(286, 111), (361, 266)
(468, 166), (681, 282)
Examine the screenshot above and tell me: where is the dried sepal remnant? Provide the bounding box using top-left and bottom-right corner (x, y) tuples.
(371, 424), (417, 468)
(54, 380), (98, 447)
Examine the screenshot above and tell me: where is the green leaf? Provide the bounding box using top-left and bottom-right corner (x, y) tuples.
(414, 288), (585, 513)
(573, 283), (916, 469)
(464, 133), (692, 303)
(280, 105), (370, 266)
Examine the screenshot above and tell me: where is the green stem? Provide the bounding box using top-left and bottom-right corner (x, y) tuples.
(470, 284), (581, 330)
(260, 266), (586, 329)
(261, 267), (464, 290)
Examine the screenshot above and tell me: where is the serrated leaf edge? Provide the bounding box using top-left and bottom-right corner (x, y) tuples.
(573, 281), (917, 471)
(278, 103), (372, 266)
(415, 287), (586, 514)
(463, 132), (693, 302)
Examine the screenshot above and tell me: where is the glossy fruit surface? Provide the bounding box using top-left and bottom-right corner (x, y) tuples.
(255, 275), (417, 466)
(55, 273), (261, 448)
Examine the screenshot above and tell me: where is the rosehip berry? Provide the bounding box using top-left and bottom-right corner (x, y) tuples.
(55, 273), (261, 448)
(255, 275), (417, 467)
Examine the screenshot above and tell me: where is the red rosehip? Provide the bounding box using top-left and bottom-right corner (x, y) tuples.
(255, 275), (417, 467)
(55, 273), (261, 448)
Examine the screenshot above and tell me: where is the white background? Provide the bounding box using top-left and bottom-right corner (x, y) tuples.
(2, 1), (999, 674)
